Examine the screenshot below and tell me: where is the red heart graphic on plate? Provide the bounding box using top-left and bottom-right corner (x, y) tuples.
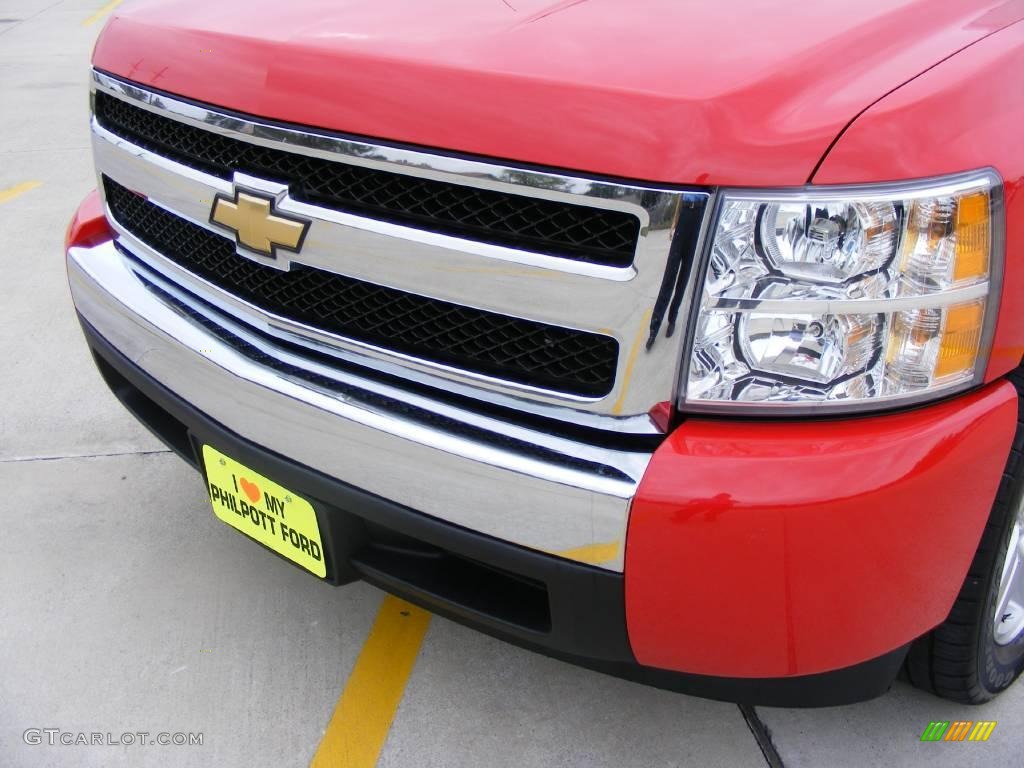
(239, 477), (261, 505)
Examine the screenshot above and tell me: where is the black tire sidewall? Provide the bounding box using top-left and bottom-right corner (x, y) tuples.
(979, 477), (1024, 695)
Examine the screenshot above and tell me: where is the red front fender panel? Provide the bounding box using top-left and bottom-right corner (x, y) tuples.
(625, 383), (1017, 678)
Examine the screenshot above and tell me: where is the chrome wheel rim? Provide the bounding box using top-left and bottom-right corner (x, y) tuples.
(994, 497), (1024, 646)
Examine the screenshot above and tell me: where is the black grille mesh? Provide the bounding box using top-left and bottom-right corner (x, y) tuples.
(94, 91), (640, 266)
(104, 178), (619, 396)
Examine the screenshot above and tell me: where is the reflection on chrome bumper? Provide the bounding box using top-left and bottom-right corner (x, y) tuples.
(68, 240), (656, 571)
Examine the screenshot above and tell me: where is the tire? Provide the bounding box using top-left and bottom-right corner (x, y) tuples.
(906, 370), (1024, 703)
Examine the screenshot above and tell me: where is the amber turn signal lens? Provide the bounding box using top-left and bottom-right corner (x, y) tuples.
(954, 192), (990, 283)
(934, 300), (985, 379)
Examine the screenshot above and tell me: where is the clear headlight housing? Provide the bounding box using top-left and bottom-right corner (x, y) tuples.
(683, 171), (1002, 413)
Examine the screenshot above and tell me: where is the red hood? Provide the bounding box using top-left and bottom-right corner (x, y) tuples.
(93, 0), (1023, 185)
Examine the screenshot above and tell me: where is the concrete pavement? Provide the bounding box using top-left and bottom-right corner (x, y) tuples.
(1, 2), (1021, 766)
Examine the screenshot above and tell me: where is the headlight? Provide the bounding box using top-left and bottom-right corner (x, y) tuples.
(682, 170), (1002, 413)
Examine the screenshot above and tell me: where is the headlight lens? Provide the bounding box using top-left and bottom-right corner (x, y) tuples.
(684, 171), (1000, 412)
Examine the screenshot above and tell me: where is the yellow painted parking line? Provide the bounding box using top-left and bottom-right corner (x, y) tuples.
(311, 595), (431, 768)
(82, 0), (123, 27)
(555, 540), (620, 565)
(0, 181), (41, 205)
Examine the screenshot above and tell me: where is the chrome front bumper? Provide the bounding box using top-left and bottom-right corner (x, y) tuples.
(68, 239), (655, 571)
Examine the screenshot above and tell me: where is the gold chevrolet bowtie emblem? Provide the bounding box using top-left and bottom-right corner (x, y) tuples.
(209, 189), (310, 262)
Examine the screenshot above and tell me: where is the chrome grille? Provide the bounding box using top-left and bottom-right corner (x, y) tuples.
(90, 71), (710, 432)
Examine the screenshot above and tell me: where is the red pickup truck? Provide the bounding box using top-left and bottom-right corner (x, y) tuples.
(66, 0), (1024, 706)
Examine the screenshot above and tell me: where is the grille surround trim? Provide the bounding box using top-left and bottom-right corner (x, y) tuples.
(89, 70), (711, 432)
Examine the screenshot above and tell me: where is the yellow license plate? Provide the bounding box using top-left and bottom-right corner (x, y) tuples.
(202, 445), (326, 578)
